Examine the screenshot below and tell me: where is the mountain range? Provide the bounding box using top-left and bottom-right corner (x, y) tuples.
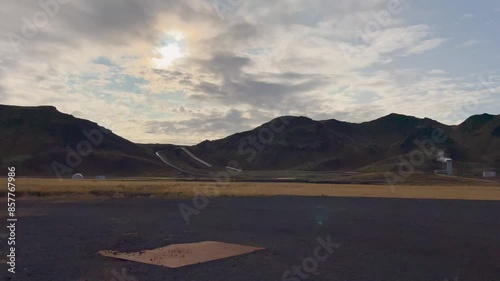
(1, 104), (498, 178)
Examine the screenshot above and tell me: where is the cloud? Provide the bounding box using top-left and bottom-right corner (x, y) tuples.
(456, 39), (481, 48)
(460, 13), (475, 20)
(428, 69), (447, 75)
(0, 0), (497, 144)
(405, 38), (447, 55)
(145, 109), (252, 143)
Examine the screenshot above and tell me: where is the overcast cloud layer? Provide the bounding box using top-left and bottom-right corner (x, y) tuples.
(0, 0), (499, 144)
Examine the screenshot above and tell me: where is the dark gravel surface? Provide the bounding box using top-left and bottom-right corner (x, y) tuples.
(4, 196), (500, 281)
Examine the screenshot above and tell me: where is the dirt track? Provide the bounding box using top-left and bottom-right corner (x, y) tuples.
(4, 196), (500, 281)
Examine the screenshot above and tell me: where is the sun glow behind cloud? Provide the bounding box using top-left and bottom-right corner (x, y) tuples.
(152, 31), (187, 69)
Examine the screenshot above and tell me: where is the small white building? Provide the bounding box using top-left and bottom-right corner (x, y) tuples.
(72, 173), (84, 180)
(483, 171), (497, 178)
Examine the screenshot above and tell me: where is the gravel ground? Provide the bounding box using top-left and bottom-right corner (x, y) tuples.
(3, 196), (500, 281)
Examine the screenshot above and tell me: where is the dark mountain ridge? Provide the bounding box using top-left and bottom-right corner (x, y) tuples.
(0, 104), (167, 176)
(0, 104), (498, 177)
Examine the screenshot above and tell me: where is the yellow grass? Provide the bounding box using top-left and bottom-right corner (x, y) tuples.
(4, 178), (500, 201)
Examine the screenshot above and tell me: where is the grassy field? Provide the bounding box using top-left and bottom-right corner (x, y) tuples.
(3, 177), (500, 201)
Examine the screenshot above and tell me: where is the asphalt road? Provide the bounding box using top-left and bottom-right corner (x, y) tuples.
(3, 196), (500, 281)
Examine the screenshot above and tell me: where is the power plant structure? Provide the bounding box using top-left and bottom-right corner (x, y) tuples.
(446, 160), (453, 176)
(434, 157), (453, 176)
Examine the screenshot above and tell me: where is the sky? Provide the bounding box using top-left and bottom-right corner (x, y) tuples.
(0, 0), (499, 145)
